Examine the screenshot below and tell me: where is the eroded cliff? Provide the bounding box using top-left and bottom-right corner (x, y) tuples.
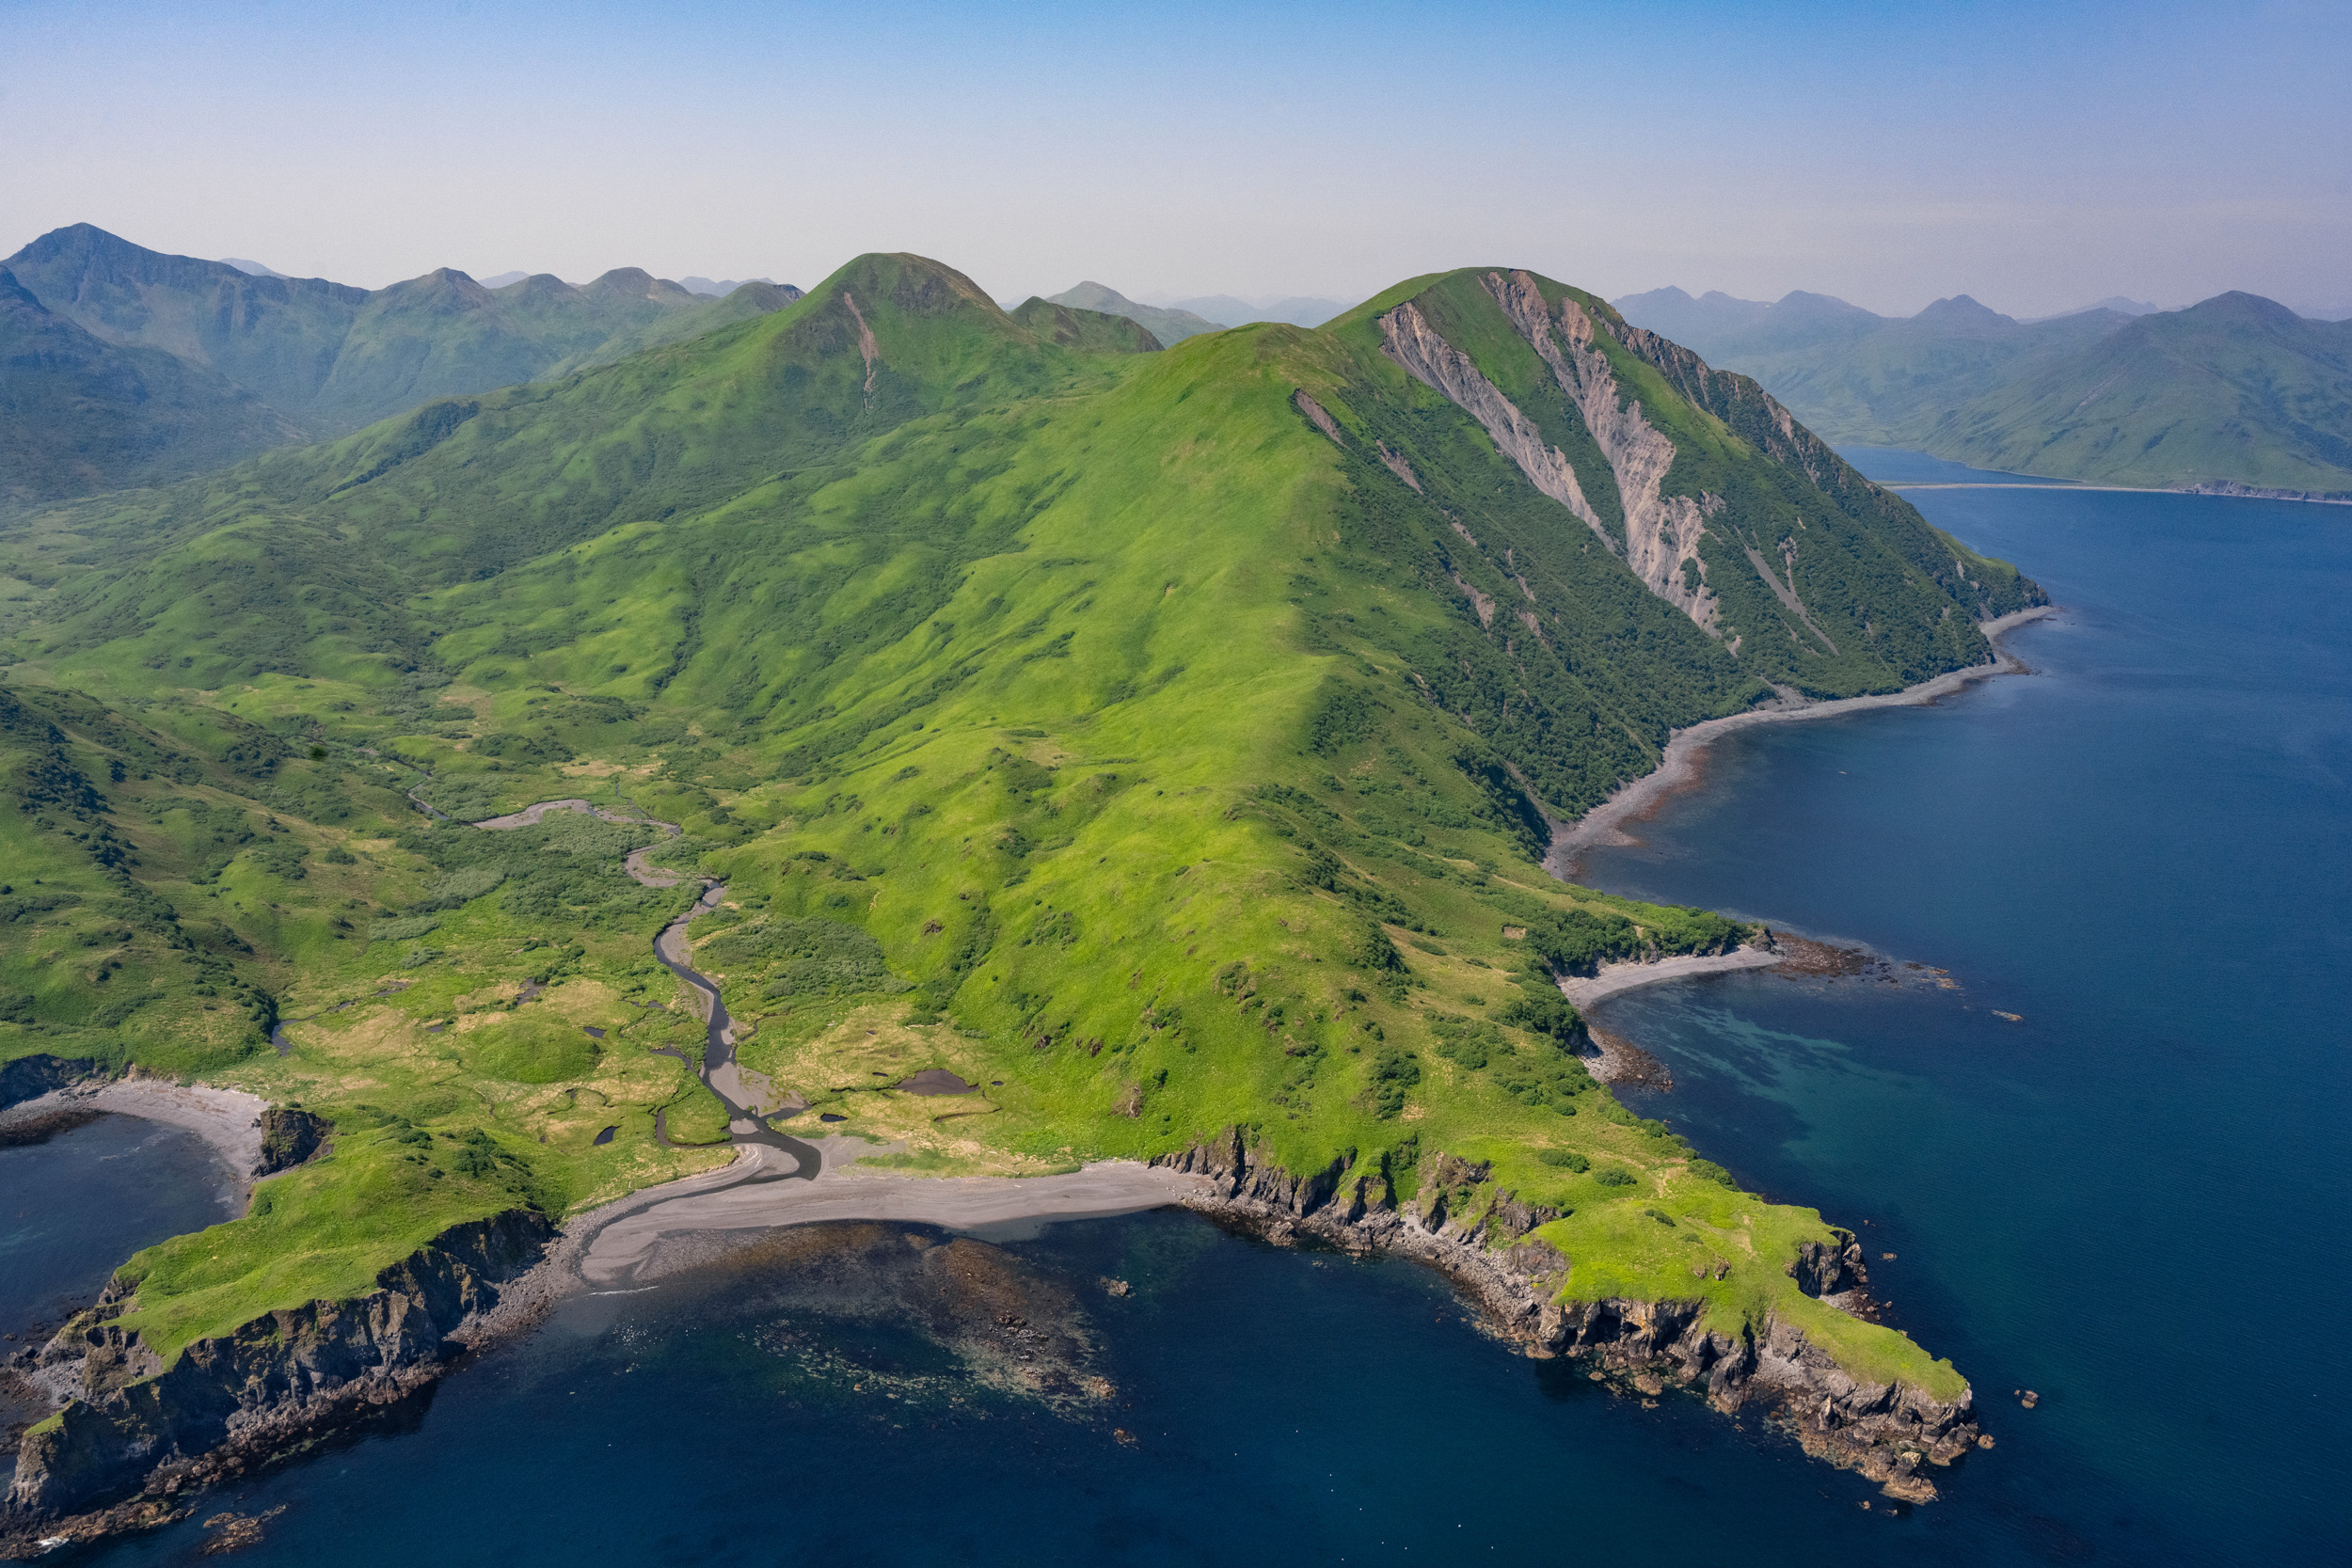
(1151, 1129), (1981, 1502)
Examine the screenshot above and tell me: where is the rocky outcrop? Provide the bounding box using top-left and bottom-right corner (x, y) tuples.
(1788, 1232), (1869, 1296)
(0, 1054), (99, 1112)
(253, 1107), (329, 1176)
(1149, 1130), (1979, 1500)
(4, 1210), (553, 1539)
(1479, 270), (1722, 635)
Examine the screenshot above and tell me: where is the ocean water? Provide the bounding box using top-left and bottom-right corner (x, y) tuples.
(43, 457), (2352, 1565)
(0, 1115), (237, 1342)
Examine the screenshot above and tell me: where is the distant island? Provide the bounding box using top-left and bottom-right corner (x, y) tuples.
(1616, 285), (2352, 499)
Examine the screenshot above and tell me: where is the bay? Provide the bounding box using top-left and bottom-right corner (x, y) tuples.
(1, 1115), (238, 1343)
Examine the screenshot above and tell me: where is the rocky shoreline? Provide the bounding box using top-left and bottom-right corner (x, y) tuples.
(1148, 1129), (1984, 1504)
(1, 1113), (1983, 1555)
(0, 1211), (558, 1557)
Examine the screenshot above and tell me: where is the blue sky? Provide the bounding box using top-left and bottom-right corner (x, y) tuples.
(4, 0), (2345, 316)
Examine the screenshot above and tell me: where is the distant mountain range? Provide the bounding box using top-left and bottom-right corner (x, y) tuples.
(235, 261), (778, 300)
(1167, 293), (1348, 328)
(0, 266), (303, 508)
(1043, 282), (1219, 345)
(1614, 285), (2352, 495)
(0, 225), (803, 506)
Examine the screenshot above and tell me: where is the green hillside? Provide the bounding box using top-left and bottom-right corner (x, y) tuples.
(0, 225), (804, 502)
(0, 268), (302, 507)
(1617, 285), (2352, 494)
(1928, 293), (2352, 492)
(1008, 295), (1166, 352)
(0, 256), (2035, 1401)
(1046, 280), (1225, 344)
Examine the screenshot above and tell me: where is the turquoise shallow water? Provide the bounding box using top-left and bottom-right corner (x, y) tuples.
(39, 454), (2351, 1565)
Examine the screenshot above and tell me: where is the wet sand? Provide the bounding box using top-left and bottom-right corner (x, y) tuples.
(1546, 606), (2058, 879)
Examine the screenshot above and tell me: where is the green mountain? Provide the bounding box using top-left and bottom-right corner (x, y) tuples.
(1616, 285), (2352, 495)
(1926, 293), (2352, 493)
(0, 267), (303, 507)
(0, 257), (2034, 1486)
(1007, 295), (1167, 352)
(0, 225), (803, 500)
(1045, 280), (1224, 343)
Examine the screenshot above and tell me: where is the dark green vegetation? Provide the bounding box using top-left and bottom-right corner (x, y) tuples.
(1617, 285), (2352, 495)
(0, 225), (803, 505)
(1044, 281), (1226, 345)
(0, 253), (2030, 1396)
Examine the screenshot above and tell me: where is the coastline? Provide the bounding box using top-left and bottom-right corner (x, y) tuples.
(1546, 605), (2058, 879)
(1883, 480), (2351, 506)
(557, 1141), (1211, 1288)
(1558, 945), (1782, 1009)
(0, 1078), (265, 1189)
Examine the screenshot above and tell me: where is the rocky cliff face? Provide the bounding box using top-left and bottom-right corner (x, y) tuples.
(0, 1054), (99, 1112)
(1481, 270), (1724, 635)
(252, 1107), (329, 1175)
(1150, 1130), (1979, 1502)
(1377, 302), (1621, 548)
(3, 1210), (553, 1541)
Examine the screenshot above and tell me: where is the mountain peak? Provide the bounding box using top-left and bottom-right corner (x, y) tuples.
(1913, 294), (2016, 329)
(2177, 290), (2306, 330)
(814, 253), (1000, 320)
(1772, 290), (1874, 318)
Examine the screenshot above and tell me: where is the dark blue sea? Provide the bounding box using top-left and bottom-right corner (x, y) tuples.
(40, 452), (2352, 1565)
(1, 1115), (236, 1344)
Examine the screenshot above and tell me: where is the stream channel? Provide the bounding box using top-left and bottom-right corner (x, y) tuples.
(400, 776), (826, 1182)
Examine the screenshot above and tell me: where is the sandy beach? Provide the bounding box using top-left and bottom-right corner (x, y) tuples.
(1546, 606), (2058, 879)
(0, 1077), (267, 1183)
(1558, 944), (1784, 1009)
(564, 1140), (1212, 1289)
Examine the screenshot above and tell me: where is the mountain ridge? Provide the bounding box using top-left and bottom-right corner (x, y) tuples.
(0, 252), (2028, 1518)
(1614, 281), (2352, 493)
(0, 225), (806, 503)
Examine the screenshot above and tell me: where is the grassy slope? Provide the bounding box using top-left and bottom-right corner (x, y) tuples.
(0, 683), (734, 1359)
(0, 259), (2010, 1401)
(1930, 293), (2352, 491)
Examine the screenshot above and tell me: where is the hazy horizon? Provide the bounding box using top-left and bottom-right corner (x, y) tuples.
(6, 0), (2345, 320)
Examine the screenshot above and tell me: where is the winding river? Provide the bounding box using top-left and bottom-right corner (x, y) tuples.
(412, 781), (827, 1182)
